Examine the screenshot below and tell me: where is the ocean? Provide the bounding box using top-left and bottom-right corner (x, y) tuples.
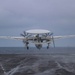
(0, 47), (75, 75)
(0, 47), (75, 54)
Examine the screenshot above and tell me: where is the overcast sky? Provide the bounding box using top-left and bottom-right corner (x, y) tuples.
(0, 0), (75, 47)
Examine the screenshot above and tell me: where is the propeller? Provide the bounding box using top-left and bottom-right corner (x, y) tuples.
(43, 33), (53, 37)
(49, 32), (53, 36)
(50, 33), (55, 47)
(20, 31), (29, 49)
(52, 35), (55, 47)
(42, 33), (49, 37)
(20, 31), (27, 37)
(20, 31), (27, 43)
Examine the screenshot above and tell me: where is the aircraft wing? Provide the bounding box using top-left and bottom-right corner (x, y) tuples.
(0, 35), (75, 40)
(0, 36), (26, 40)
(53, 35), (75, 39)
(0, 36), (34, 40)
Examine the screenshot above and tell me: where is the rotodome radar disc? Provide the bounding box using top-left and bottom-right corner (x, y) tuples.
(26, 29), (50, 34)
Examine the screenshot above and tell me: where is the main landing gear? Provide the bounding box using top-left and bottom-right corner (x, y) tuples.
(25, 42), (29, 50)
(47, 43), (50, 49)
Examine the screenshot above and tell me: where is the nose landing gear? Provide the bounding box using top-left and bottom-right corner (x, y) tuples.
(27, 46), (29, 50)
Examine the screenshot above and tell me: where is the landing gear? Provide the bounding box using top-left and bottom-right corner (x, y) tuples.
(47, 43), (50, 49)
(47, 46), (49, 49)
(27, 46), (29, 50)
(25, 41), (29, 50)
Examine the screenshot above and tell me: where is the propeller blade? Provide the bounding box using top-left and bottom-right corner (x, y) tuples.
(49, 32), (53, 36)
(20, 31), (27, 37)
(52, 36), (55, 47)
(43, 33), (50, 37)
(50, 33), (55, 47)
(20, 34), (25, 37)
(23, 31), (26, 36)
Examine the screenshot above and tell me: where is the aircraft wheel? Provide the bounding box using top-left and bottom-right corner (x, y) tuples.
(27, 46), (29, 50)
(47, 46), (49, 49)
